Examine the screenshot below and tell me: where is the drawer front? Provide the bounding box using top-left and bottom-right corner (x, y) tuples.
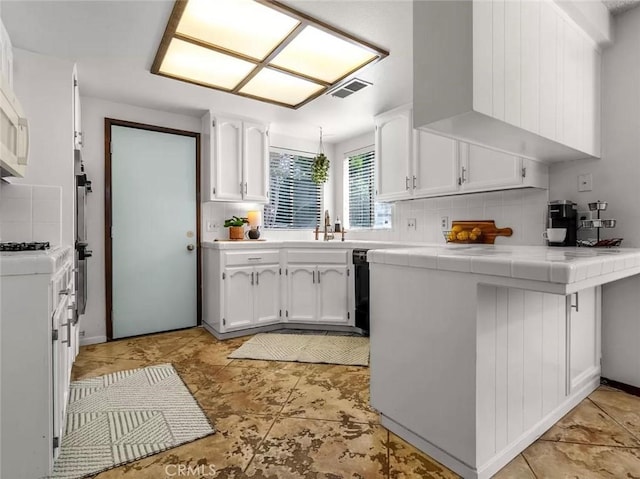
(224, 250), (280, 266)
(51, 262), (73, 313)
(286, 249), (349, 264)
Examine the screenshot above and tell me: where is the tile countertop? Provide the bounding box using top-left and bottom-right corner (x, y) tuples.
(368, 244), (640, 286)
(0, 246), (73, 276)
(201, 240), (424, 250)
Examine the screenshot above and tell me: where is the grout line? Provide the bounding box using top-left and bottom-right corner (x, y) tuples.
(588, 397), (640, 443)
(537, 437), (640, 449)
(521, 453), (539, 479)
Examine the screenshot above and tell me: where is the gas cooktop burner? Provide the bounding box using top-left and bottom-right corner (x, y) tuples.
(0, 242), (51, 252)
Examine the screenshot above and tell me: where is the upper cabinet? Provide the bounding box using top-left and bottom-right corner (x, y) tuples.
(374, 105), (548, 202)
(201, 111), (269, 203)
(413, 0), (601, 162)
(72, 66), (82, 150)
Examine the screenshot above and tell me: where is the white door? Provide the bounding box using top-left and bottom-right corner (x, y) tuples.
(254, 265), (280, 325)
(287, 266), (316, 322)
(214, 117), (243, 200)
(243, 122), (269, 202)
(317, 265), (349, 323)
(413, 130), (459, 196)
(461, 143), (522, 192)
(375, 110), (412, 201)
(110, 125), (197, 338)
(224, 267), (254, 331)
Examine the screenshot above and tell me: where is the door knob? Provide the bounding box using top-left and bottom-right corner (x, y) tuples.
(187, 244), (195, 251)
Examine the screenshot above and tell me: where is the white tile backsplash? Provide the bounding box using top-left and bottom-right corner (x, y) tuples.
(348, 188), (549, 245)
(0, 184), (62, 245)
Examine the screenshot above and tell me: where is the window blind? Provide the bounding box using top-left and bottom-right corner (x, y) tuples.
(347, 149), (392, 229)
(264, 150), (322, 229)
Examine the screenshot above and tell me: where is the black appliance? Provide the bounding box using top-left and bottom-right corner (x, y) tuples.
(0, 242), (50, 251)
(74, 149), (92, 315)
(352, 249), (370, 335)
(548, 200), (577, 246)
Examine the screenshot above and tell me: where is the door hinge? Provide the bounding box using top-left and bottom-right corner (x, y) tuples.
(52, 329), (59, 341)
(53, 436), (59, 449)
(222, 272), (226, 280)
(522, 167), (527, 178)
(223, 318), (226, 326)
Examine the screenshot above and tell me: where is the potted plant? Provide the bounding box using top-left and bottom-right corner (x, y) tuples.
(224, 216), (248, 240)
(311, 152), (330, 184)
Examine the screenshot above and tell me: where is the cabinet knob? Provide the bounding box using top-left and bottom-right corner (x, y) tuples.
(187, 244), (195, 251)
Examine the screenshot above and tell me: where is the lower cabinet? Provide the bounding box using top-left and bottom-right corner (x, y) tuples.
(287, 264), (350, 324)
(567, 287), (600, 394)
(223, 263), (280, 331)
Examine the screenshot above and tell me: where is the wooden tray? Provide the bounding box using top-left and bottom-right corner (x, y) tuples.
(449, 220), (512, 245)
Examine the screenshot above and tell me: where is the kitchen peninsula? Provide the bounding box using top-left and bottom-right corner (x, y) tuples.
(368, 245), (640, 479)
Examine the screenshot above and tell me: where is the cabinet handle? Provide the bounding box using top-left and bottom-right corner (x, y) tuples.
(251, 272), (254, 285)
(405, 176), (410, 190)
(312, 271), (315, 284)
(244, 182), (248, 194)
(461, 166), (467, 184)
(59, 289), (70, 296)
(571, 292), (579, 312)
(412, 175), (417, 189)
(318, 271), (321, 284)
(60, 322), (71, 346)
(248, 257), (262, 261)
(256, 272), (259, 285)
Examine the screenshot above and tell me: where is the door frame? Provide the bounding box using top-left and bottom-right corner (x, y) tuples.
(104, 118), (202, 340)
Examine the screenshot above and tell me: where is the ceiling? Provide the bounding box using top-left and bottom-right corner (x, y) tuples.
(0, 0), (412, 144)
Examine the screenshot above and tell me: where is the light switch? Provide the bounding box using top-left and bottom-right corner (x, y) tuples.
(578, 173), (593, 192)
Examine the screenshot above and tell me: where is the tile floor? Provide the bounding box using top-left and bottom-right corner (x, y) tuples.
(73, 327), (640, 478)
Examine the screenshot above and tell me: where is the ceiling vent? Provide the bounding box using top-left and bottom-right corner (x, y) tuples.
(329, 78), (372, 98)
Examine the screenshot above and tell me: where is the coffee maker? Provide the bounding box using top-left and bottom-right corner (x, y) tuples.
(547, 200), (577, 246)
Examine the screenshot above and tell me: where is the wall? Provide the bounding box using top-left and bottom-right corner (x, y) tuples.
(8, 48), (74, 246)
(80, 96), (200, 345)
(335, 134), (548, 245)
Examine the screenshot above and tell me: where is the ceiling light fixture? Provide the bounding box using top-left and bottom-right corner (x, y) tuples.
(151, 0), (389, 109)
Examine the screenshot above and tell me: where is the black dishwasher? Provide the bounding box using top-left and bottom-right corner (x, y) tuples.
(352, 249), (370, 335)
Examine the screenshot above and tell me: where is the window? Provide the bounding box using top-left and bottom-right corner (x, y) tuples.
(264, 149), (322, 229)
(345, 147), (392, 229)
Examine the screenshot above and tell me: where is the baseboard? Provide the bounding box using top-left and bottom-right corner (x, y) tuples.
(80, 335), (107, 346)
(601, 377), (640, 397)
(202, 321), (360, 340)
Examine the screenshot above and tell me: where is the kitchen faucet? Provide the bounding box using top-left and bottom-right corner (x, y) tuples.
(323, 210), (334, 241)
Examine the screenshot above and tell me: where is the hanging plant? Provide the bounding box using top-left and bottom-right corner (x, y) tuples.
(311, 127), (329, 184)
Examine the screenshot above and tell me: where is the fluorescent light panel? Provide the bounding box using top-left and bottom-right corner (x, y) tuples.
(152, 0), (389, 108)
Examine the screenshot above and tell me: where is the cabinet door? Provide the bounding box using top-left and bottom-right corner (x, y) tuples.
(568, 287), (600, 393)
(214, 117), (243, 200)
(223, 267), (254, 330)
(52, 294), (70, 458)
(461, 143), (522, 191)
(375, 108), (412, 201)
(254, 265), (280, 325)
(243, 122), (269, 203)
(287, 266), (316, 322)
(73, 68), (82, 149)
(413, 129), (459, 197)
(317, 265), (349, 324)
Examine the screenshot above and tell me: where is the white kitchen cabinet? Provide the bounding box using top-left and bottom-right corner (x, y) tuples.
(412, 128), (459, 197)
(284, 249), (351, 325)
(0, 19), (13, 88)
(222, 261), (281, 332)
(1, 248), (76, 479)
(413, 0), (601, 162)
(374, 105), (412, 201)
(567, 287), (601, 394)
(201, 111), (269, 203)
(73, 66), (82, 149)
(460, 143), (522, 191)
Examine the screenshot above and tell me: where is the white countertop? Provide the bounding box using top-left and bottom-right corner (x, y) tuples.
(202, 240), (640, 286)
(368, 244), (640, 285)
(0, 246), (73, 276)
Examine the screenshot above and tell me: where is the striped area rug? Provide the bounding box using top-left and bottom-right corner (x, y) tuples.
(51, 364), (215, 479)
(228, 333), (370, 366)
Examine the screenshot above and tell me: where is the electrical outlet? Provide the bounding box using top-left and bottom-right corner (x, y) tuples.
(80, 331), (85, 337)
(407, 218), (417, 230)
(206, 221), (215, 232)
(441, 216), (449, 230)
(578, 173), (593, 192)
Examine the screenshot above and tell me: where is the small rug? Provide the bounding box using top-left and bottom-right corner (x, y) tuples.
(51, 364), (215, 479)
(228, 333), (370, 366)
